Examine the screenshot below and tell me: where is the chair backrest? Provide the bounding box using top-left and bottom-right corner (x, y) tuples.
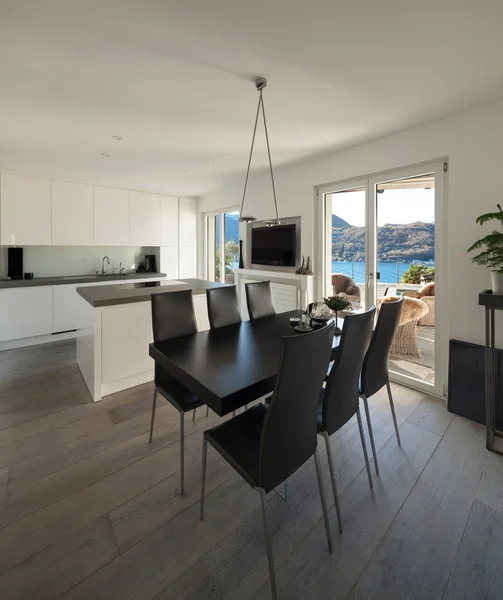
(245, 281), (276, 320)
(361, 297), (403, 398)
(151, 289), (197, 343)
(258, 322), (335, 492)
(322, 306), (376, 435)
(151, 290), (198, 389)
(206, 285), (242, 329)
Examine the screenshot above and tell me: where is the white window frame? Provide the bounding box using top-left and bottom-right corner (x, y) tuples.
(204, 207), (241, 282)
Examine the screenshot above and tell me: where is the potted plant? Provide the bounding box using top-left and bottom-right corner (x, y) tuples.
(323, 294), (353, 335)
(468, 204), (503, 295)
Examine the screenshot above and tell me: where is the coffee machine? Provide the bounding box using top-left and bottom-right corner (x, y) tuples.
(144, 254), (157, 273)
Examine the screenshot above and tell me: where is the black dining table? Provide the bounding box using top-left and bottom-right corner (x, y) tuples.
(149, 310), (340, 416)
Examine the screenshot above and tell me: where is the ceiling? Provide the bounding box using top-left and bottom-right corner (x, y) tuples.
(1, 0), (503, 198)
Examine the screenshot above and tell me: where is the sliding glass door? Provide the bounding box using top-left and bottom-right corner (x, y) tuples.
(206, 210), (240, 283)
(319, 162), (446, 397)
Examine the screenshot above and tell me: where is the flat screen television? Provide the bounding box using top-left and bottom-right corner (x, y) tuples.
(251, 224), (296, 267)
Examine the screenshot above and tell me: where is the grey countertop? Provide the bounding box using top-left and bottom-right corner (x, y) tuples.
(77, 278), (227, 307)
(0, 272), (167, 290)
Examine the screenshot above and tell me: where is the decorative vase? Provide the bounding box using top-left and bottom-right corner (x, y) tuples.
(491, 271), (503, 295)
(304, 256), (313, 275)
(239, 240), (244, 269)
(296, 256), (305, 275)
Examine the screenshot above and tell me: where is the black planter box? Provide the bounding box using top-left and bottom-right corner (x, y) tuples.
(448, 338), (503, 429)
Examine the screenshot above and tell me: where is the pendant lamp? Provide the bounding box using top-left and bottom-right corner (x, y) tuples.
(238, 77), (282, 226)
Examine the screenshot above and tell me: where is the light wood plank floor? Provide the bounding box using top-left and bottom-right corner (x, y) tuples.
(0, 339), (502, 600)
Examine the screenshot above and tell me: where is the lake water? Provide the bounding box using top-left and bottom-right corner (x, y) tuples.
(229, 260), (433, 283)
(332, 261), (433, 283)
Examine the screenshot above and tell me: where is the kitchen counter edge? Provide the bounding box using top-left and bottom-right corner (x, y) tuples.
(0, 272), (167, 289)
(77, 278), (227, 307)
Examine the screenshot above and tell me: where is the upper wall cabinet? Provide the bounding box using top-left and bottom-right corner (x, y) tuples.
(0, 173), (52, 245)
(130, 192), (160, 246)
(179, 197), (197, 247)
(52, 180), (94, 246)
(94, 186), (130, 246)
(160, 195), (178, 247)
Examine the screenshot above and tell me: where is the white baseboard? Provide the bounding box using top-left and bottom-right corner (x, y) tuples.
(100, 370), (154, 401)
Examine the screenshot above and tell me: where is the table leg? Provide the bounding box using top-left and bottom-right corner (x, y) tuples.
(486, 307), (492, 449)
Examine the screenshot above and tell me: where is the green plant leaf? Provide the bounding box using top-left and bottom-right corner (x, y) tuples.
(476, 204), (503, 225)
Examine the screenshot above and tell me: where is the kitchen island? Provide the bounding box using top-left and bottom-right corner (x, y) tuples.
(77, 278), (224, 401)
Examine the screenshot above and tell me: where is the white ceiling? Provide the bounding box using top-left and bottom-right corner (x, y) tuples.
(1, 0), (503, 197)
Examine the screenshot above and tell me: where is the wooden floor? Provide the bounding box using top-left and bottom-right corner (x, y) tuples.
(0, 339), (502, 600)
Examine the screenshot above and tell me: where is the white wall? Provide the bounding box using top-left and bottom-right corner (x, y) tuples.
(0, 246), (158, 278)
(200, 98), (503, 347)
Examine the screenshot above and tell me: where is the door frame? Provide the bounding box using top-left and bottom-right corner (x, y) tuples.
(204, 207), (241, 282)
(315, 159), (448, 398)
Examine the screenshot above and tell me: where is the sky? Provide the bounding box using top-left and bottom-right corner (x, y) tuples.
(331, 188), (435, 227)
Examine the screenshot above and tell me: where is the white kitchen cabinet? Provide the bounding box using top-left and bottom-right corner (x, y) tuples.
(160, 195), (178, 247)
(94, 186), (130, 246)
(179, 246), (196, 278)
(160, 247), (179, 279)
(51, 180), (94, 246)
(178, 197), (197, 247)
(53, 284), (93, 332)
(101, 302), (153, 385)
(0, 173), (51, 245)
(0, 287), (53, 342)
(130, 192), (160, 246)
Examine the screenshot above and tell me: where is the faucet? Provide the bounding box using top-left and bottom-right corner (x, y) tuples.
(101, 256), (110, 275)
(119, 262), (124, 274)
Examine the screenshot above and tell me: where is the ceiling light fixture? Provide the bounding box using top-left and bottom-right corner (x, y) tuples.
(112, 135), (122, 140)
(182, 169), (189, 173)
(204, 159), (211, 163)
(239, 77), (282, 225)
(101, 153), (110, 157)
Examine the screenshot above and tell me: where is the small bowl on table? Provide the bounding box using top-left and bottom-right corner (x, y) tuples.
(289, 317), (301, 328)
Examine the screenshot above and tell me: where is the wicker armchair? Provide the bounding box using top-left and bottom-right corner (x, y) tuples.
(378, 296), (429, 358)
(332, 273), (361, 305)
(419, 296), (435, 326)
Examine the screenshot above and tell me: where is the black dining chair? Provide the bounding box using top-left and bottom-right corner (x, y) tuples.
(149, 290), (205, 495)
(245, 281), (276, 320)
(200, 323), (336, 600)
(318, 306), (376, 534)
(360, 296), (404, 474)
(206, 285), (242, 329)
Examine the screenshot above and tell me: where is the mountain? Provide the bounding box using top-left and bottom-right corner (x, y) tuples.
(332, 214), (350, 228)
(332, 221), (434, 261)
(215, 213), (239, 246)
(224, 213), (240, 242)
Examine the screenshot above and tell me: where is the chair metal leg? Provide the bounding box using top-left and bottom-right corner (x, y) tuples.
(361, 394), (379, 475)
(200, 437), (208, 520)
(322, 431), (343, 534)
(314, 446), (334, 552)
(356, 406), (373, 489)
(179, 411), (186, 496)
(192, 408), (196, 422)
(259, 489), (278, 600)
(386, 381), (401, 446)
(206, 406), (210, 418)
(148, 388), (157, 444)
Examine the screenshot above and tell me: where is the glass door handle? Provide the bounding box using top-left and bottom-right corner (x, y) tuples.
(367, 273), (374, 284)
